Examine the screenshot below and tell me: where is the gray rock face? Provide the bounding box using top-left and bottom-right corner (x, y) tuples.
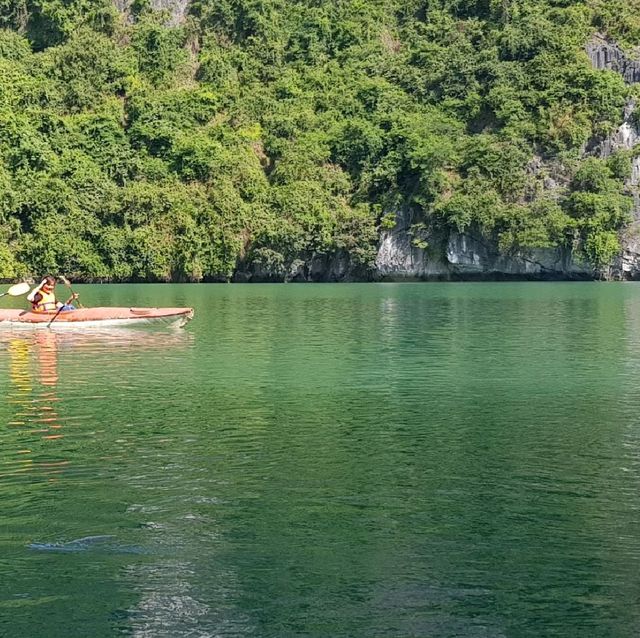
(232, 249), (368, 283)
(617, 223), (640, 278)
(113, 0), (191, 25)
(599, 100), (640, 158)
(595, 97), (640, 281)
(375, 210), (445, 279)
(586, 37), (640, 279)
(444, 233), (591, 278)
(150, 0), (190, 24)
(374, 209), (592, 281)
(586, 34), (640, 84)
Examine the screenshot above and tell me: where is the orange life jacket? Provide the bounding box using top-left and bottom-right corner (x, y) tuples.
(32, 288), (58, 312)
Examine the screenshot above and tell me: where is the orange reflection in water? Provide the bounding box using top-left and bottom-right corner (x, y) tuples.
(3, 327), (193, 481)
(5, 331), (67, 480)
(34, 332), (64, 441)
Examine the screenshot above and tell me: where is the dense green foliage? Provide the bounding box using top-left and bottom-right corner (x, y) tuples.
(0, 0), (637, 280)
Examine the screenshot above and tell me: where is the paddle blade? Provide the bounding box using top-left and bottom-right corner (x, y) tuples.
(6, 282), (30, 297)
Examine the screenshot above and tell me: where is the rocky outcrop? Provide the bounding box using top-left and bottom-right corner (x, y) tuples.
(586, 34), (640, 84)
(375, 210), (446, 279)
(374, 209), (592, 281)
(232, 250), (371, 283)
(617, 225), (640, 278)
(113, 0), (191, 25)
(367, 33), (640, 283)
(598, 101), (640, 159)
(445, 233), (591, 279)
(369, 33), (640, 282)
(588, 35), (640, 278)
(597, 98), (640, 281)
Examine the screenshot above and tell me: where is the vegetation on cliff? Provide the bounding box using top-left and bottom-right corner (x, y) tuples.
(0, 0), (638, 280)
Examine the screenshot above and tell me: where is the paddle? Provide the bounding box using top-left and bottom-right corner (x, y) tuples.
(46, 304), (66, 328)
(47, 277), (81, 328)
(0, 282), (31, 298)
(60, 276), (83, 308)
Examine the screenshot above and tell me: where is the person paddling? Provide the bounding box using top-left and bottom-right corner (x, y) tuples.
(27, 276), (78, 313)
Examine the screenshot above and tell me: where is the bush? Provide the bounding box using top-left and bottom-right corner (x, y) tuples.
(0, 0), (634, 279)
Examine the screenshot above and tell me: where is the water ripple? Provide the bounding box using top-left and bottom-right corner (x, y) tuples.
(1, 283), (640, 637)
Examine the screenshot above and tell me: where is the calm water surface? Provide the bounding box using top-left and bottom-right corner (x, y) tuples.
(1, 283), (639, 637)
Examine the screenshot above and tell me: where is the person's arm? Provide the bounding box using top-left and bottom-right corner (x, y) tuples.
(65, 293), (79, 306)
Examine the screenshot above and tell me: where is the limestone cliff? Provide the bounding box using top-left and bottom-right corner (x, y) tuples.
(372, 34), (640, 282)
(586, 35), (640, 279)
(374, 211), (592, 282)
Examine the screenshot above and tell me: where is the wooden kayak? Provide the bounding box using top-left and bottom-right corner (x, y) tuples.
(0, 307), (194, 328)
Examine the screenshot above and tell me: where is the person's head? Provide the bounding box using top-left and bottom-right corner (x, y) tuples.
(41, 275), (56, 291)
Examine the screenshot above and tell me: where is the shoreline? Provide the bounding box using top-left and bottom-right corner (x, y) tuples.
(0, 275), (623, 285)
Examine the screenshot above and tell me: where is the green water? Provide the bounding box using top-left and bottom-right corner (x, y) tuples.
(1, 282), (639, 637)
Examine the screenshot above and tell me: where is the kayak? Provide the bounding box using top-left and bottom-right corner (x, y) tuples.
(0, 307), (194, 329)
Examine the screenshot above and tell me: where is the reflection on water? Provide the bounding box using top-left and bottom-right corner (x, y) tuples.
(0, 329), (193, 483)
(0, 322), (198, 638)
(5, 332), (66, 481)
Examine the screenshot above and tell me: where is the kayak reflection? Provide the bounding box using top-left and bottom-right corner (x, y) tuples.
(4, 332), (67, 480)
(7, 332), (62, 435)
(1, 326), (194, 351)
(1, 329), (193, 481)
